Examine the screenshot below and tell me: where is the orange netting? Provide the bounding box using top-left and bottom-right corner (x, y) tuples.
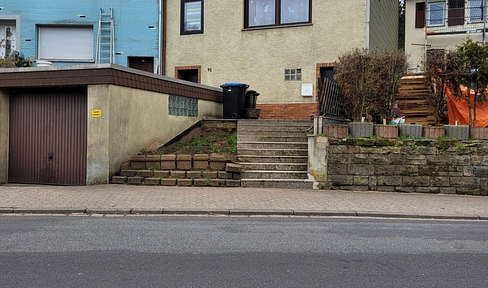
(446, 86), (488, 127)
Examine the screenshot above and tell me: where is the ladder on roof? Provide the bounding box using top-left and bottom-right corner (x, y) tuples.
(96, 8), (114, 64)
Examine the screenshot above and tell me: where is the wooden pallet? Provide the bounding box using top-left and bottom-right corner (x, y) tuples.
(397, 74), (435, 126)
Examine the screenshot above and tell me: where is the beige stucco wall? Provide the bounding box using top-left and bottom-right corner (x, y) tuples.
(165, 0), (367, 105)
(369, 0), (399, 52)
(86, 84), (222, 184)
(0, 89), (8, 183)
(405, 0), (483, 72)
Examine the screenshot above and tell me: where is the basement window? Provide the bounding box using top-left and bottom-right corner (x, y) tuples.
(285, 68), (301, 81)
(169, 95), (198, 117)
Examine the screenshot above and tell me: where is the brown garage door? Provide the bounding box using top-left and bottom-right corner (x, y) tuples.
(9, 87), (87, 186)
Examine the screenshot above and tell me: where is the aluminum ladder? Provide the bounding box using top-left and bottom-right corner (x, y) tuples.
(96, 8), (114, 64)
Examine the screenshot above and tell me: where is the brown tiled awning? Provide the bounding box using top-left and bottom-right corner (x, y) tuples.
(0, 64), (223, 103)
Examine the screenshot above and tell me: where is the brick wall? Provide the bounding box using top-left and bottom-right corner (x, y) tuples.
(257, 103), (316, 120)
(309, 137), (488, 196)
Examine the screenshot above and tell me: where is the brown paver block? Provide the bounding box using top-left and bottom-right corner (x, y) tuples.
(111, 176), (127, 184)
(170, 171), (186, 178)
(177, 154), (192, 170)
(130, 155), (146, 169)
(145, 178), (160, 186)
(128, 176), (144, 185)
(137, 170), (152, 177)
(211, 179), (225, 187)
(218, 171), (228, 179)
(161, 178), (177, 186)
(187, 171), (202, 179)
(226, 163), (242, 173)
(146, 155), (161, 170)
(226, 180), (241, 187)
(193, 154), (209, 170)
(194, 178), (211, 187)
(154, 170), (170, 178)
(210, 154), (225, 170)
(203, 171), (218, 178)
(177, 179), (193, 186)
(120, 170), (137, 177)
(120, 162), (130, 170)
(161, 154), (176, 170)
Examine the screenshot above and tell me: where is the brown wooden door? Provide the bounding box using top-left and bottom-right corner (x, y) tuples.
(8, 87), (87, 186)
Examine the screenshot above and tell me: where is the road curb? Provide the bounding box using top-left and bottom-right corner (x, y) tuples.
(1, 207), (486, 220)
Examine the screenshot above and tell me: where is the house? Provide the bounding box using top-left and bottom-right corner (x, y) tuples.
(405, 0), (487, 72)
(164, 0), (399, 120)
(0, 0), (163, 73)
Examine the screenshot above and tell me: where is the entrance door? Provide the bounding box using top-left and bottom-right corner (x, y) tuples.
(8, 87), (87, 186)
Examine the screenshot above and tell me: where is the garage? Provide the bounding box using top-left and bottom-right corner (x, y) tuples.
(8, 87), (87, 186)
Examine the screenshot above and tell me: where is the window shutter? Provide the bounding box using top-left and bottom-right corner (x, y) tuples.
(415, 2), (425, 28)
(448, 0), (465, 26)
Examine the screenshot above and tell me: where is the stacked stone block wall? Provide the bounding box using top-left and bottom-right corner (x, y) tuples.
(313, 137), (488, 196)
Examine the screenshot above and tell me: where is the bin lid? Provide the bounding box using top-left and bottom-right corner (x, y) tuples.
(221, 83), (249, 88)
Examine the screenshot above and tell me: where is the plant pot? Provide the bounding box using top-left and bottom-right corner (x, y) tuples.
(323, 124), (349, 138)
(470, 127), (488, 139)
(423, 126), (445, 139)
(374, 125), (398, 138)
(444, 125), (469, 140)
(398, 124), (423, 138)
(348, 122), (373, 138)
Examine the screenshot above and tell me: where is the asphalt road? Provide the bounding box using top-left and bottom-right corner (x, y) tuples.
(0, 216), (487, 288)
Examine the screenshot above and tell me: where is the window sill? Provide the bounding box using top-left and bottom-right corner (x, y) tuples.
(242, 23), (312, 32)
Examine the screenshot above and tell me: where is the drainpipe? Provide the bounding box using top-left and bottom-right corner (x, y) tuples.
(158, 0), (163, 74)
(162, 0), (167, 75)
(366, 0), (371, 50)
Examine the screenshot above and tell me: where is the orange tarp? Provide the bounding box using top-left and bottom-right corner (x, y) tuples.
(446, 86), (488, 127)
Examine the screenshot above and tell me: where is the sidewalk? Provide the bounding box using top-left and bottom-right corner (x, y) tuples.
(1, 184), (488, 220)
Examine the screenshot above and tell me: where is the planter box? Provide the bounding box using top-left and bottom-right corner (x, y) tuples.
(470, 127), (488, 139)
(374, 125), (398, 138)
(348, 122), (373, 138)
(423, 126), (445, 138)
(323, 124), (349, 138)
(398, 124), (423, 138)
(444, 125), (469, 140)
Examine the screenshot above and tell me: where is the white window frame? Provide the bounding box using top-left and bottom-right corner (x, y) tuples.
(38, 26), (94, 62)
(427, 2), (446, 27)
(468, 0), (485, 23)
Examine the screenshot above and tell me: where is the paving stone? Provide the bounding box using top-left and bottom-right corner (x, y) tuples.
(161, 178), (177, 186)
(226, 163), (242, 173)
(211, 179), (225, 187)
(146, 155), (161, 170)
(203, 171), (218, 178)
(154, 170), (170, 178)
(120, 170), (137, 177)
(194, 178), (211, 187)
(170, 171), (186, 179)
(161, 154), (176, 170)
(210, 154), (225, 170)
(187, 171), (202, 179)
(226, 180), (241, 187)
(130, 155), (146, 169)
(177, 179), (193, 186)
(128, 177), (144, 185)
(144, 178), (160, 186)
(111, 176), (127, 184)
(137, 170), (152, 177)
(218, 171), (229, 179)
(193, 154), (209, 170)
(177, 154), (192, 170)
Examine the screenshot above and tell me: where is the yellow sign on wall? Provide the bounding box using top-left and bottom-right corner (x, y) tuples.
(91, 110), (102, 118)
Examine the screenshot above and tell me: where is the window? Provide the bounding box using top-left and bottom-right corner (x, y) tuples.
(427, 2), (445, 26)
(181, 0), (203, 35)
(285, 69), (301, 81)
(169, 95), (198, 117)
(470, 0), (484, 22)
(175, 66), (201, 83)
(246, 0), (311, 28)
(38, 26), (93, 61)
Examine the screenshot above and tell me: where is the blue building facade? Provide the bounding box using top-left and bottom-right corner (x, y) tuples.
(0, 0), (162, 72)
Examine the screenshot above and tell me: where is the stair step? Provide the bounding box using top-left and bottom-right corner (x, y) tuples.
(238, 135), (308, 142)
(238, 120), (313, 126)
(236, 131), (309, 137)
(238, 126), (312, 132)
(239, 163), (307, 171)
(237, 149), (308, 156)
(241, 179), (313, 189)
(238, 155), (308, 163)
(237, 142), (308, 150)
(241, 170), (308, 179)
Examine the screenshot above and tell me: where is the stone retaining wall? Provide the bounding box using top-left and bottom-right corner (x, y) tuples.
(308, 137), (488, 195)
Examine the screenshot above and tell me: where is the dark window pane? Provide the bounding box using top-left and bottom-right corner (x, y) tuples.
(248, 0), (275, 27)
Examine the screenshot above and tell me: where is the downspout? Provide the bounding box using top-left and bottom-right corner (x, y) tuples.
(158, 0), (163, 74)
(366, 0), (371, 50)
(162, 0), (167, 75)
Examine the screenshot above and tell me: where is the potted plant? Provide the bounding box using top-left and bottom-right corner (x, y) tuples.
(398, 124), (423, 138)
(322, 124), (349, 138)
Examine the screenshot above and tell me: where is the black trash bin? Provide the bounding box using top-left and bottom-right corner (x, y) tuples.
(221, 83), (249, 119)
(245, 90), (260, 109)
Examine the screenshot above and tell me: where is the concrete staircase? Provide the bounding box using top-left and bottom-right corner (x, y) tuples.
(237, 120), (313, 189)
